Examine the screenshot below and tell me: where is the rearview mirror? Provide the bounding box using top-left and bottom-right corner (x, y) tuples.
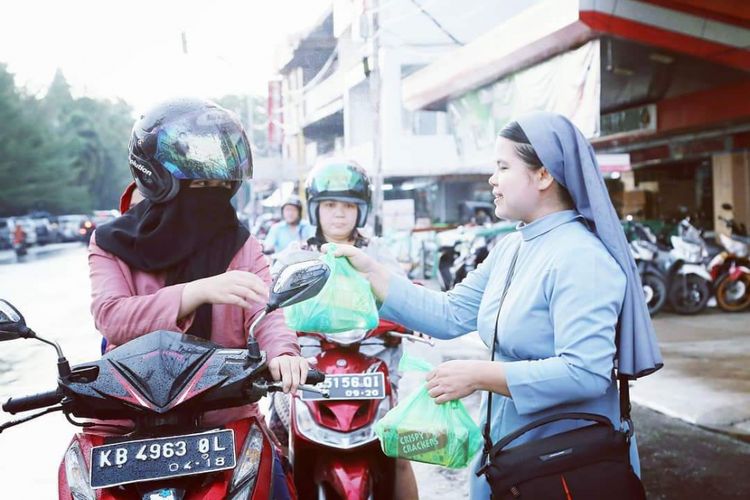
(268, 259), (331, 311)
(0, 299), (33, 341)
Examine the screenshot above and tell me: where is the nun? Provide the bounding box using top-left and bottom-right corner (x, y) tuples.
(329, 111), (663, 499)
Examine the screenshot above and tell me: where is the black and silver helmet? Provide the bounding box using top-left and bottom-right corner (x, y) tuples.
(128, 98), (252, 203)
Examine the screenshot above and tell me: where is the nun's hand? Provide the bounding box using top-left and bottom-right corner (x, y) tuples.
(321, 243), (377, 273)
(425, 360), (481, 404)
(180, 270), (269, 318)
(322, 243), (391, 301)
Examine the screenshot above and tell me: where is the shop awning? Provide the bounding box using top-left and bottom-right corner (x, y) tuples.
(402, 0), (750, 111)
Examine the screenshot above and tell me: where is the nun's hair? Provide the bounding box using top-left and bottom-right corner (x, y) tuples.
(498, 121), (543, 169)
(498, 121), (575, 208)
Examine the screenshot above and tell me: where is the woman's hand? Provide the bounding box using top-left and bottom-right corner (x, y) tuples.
(179, 270), (269, 318)
(425, 360), (482, 404)
(268, 355), (310, 394)
(322, 243), (391, 301)
(426, 360), (510, 403)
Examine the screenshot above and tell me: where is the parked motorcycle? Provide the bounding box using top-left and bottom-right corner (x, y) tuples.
(664, 216), (713, 315)
(437, 222), (514, 291)
(709, 203), (750, 312)
(624, 217), (668, 315)
(438, 232), (487, 291)
(0, 259), (331, 499)
(287, 320), (432, 499)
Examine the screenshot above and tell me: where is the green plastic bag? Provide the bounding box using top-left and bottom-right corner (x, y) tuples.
(374, 354), (483, 468)
(283, 245), (379, 333)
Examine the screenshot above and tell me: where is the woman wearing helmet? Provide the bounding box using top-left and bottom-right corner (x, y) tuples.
(88, 98), (307, 498)
(272, 158), (419, 499)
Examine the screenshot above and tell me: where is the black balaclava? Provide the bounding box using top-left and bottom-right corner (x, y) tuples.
(96, 181), (249, 339)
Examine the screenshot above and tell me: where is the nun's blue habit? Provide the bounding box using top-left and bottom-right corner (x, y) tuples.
(378, 111), (662, 498)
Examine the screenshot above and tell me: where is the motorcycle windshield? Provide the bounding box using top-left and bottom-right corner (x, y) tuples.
(154, 108), (252, 181)
(98, 331), (223, 410)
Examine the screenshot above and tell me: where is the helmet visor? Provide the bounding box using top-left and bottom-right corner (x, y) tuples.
(309, 162), (367, 198)
(154, 108), (252, 181)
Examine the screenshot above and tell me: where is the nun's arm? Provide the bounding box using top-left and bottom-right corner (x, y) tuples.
(378, 247), (494, 339)
(502, 247), (626, 415)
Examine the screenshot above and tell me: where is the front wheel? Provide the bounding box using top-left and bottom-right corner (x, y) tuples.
(642, 273), (667, 315)
(668, 274), (711, 315)
(715, 273), (750, 312)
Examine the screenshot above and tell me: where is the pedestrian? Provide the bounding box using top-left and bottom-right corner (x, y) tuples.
(330, 112), (663, 498)
(88, 98), (307, 499)
(271, 157), (420, 499)
(263, 195), (315, 253)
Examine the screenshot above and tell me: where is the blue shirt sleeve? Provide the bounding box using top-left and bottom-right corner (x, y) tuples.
(504, 245), (626, 415)
(263, 224), (280, 251)
(379, 245), (496, 339)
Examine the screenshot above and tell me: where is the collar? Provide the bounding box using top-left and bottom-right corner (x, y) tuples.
(516, 210), (582, 241)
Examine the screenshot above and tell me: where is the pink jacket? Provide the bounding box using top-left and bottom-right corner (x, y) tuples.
(88, 231), (300, 426)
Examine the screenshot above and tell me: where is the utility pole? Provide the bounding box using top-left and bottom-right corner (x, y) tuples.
(368, 0), (384, 236)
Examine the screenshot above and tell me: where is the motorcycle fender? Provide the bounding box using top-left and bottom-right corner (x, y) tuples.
(643, 262), (666, 278)
(666, 259), (685, 283)
(678, 264), (712, 282)
(729, 266), (750, 281)
(314, 456), (373, 499)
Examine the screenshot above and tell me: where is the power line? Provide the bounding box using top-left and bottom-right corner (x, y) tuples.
(408, 0), (463, 46)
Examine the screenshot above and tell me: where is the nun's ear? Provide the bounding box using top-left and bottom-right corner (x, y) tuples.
(536, 167), (556, 191)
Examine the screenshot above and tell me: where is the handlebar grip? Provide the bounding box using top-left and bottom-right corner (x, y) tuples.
(3, 390), (62, 415)
(306, 369), (326, 385)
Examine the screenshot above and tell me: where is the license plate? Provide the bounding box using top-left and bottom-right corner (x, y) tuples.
(90, 429), (235, 489)
(301, 372), (386, 401)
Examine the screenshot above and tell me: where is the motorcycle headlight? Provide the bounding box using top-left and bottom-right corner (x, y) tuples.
(227, 424), (264, 499)
(294, 397), (391, 450)
(144, 489), (182, 500)
(325, 329), (368, 346)
(64, 442), (95, 500)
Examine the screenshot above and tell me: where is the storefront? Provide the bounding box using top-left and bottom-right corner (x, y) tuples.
(401, 0), (750, 232)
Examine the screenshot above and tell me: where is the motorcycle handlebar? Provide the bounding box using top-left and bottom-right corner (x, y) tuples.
(3, 389), (62, 415)
(306, 369), (325, 385)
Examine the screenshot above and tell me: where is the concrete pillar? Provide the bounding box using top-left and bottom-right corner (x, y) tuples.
(620, 170), (636, 191)
(712, 152), (750, 235)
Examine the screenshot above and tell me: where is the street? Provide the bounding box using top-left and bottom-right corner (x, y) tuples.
(1, 246), (749, 498)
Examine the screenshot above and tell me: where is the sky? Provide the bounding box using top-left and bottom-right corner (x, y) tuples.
(0, 0), (330, 111)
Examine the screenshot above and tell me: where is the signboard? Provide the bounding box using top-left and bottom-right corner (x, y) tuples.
(447, 40), (601, 167)
(601, 105), (656, 137)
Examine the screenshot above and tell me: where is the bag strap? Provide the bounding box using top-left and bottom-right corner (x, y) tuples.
(619, 371), (633, 436)
(482, 245), (520, 457)
(488, 412), (614, 455)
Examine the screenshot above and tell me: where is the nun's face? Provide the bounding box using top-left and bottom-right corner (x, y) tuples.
(489, 137), (541, 222)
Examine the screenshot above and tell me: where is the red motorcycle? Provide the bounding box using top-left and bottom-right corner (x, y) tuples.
(709, 203), (750, 312)
(0, 259), (331, 499)
(288, 320), (432, 499)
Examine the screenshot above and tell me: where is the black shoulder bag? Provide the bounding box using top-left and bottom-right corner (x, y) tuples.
(476, 248), (646, 499)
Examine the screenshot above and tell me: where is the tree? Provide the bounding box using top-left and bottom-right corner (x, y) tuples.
(41, 71), (134, 210)
(0, 65), (88, 215)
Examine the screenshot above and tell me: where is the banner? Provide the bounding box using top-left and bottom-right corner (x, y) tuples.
(447, 40), (601, 167)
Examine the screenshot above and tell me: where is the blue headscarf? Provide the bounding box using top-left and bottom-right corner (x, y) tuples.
(517, 111), (663, 379)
